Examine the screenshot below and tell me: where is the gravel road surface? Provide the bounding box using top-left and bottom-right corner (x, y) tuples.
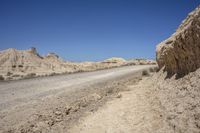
(0, 65), (156, 132)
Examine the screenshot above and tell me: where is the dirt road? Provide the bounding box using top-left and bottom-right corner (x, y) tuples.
(0, 65), (155, 132)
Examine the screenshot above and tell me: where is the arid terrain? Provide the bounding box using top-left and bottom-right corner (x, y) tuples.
(0, 48), (155, 81)
(0, 65), (156, 132)
(70, 6), (200, 133)
(0, 4), (200, 133)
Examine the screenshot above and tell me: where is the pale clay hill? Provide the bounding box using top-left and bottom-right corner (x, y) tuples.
(0, 47), (156, 80)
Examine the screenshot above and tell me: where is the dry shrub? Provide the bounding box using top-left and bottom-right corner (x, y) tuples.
(0, 75), (4, 80)
(6, 77), (13, 80)
(149, 68), (155, 72)
(49, 72), (56, 76)
(149, 66), (159, 73)
(12, 65), (16, 68)
(142, 70), (150, 76)
(24, 73), (36, 79)
(18, 65), (23, 68)
(12, 74), (21, 77)
(154, 66), (159, 72)
(7, 72), (13, 76)
(139, 62), (145, 65)
(107, 88), (113, 94)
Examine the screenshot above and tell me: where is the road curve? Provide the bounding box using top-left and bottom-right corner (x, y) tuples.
(0, 65), (155, 111)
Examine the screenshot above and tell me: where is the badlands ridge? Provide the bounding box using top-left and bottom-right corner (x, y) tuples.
(0, 48), (155, 80)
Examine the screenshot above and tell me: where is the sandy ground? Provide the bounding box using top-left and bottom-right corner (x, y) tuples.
(69, 68), (200, 133)
(69, 75), (164, 133)
(1, 63), (199, 133)
(0, 65), (155, 133)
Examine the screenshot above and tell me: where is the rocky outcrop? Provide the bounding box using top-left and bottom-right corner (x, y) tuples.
(156, 6), (200, 77)
(0, 48), (77, 80)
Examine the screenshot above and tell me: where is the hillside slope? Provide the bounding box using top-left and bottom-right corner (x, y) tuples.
(0, 48), (79, 79)
(155, 6), (200, 132)
(0, 48), (156, 80)
(156, 6), (200, 77)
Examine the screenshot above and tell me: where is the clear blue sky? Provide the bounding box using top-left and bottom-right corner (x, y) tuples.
(0, 0), (199, 61)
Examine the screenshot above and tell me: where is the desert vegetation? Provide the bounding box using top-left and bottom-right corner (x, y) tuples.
(0, 75), (4, 80)
(142, 70), (150, 76)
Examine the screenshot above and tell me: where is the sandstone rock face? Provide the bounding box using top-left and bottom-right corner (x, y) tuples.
(156, 6), (200, 77)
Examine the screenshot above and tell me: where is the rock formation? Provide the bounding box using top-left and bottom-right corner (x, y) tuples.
(156, 6), (200, 77)
(0, 48), (156, 80)
(154, 6), (200, 132)
(0, 48), (78, 80)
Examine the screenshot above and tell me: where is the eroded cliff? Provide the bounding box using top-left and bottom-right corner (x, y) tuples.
(156, 6), (200, 77)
